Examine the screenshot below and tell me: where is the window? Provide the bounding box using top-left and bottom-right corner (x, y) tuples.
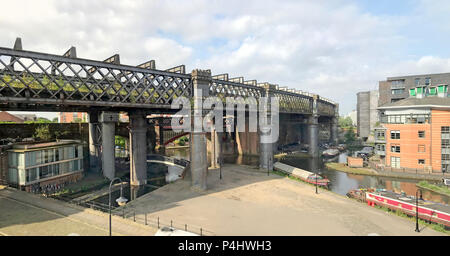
(425, 77), (431, 86)
(418, 159), (425, 164)
(391, 88), (405, 95)
(74, 146), (78, 158)
(376, 144), (385, 151)
(391, 157), (401, 169)
(415, 78), (420, 86)
(26, 168), (37, 183)
(418, 131), (425, 138)
(429, 87), (437, 95)
(390, 131), (400, 139)
(391, 145), (401, 153)
(376, 130), (385, 140)
(391, 80), (405, 86)
(39, 165), (51, 179)
(418, 145), (426, 153)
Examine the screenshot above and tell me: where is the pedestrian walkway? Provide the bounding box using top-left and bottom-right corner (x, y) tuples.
(0, 187), (157, 236)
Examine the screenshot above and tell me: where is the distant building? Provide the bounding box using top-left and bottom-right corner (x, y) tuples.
(14, 114), (37, 122)
(378, 72), (450, 106)
(59, 112), (88, 123)
(0, 111), (25, 123)
(374, 85), (450, 174)
(356, 90), (379, 141)
(60, 112), (129, 123)
(5, 140), (84, 192)
(346, 110), (357, 126)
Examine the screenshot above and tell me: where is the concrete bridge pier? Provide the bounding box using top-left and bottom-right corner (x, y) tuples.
(330, 116), (338, 145)
(259, 83), (276, 171)
(209, 123), (221, 169)
(308, 95), (320, 157)
(129, 111), (148, 186)
(100, 112), (118, 180)
(157, 119), (165, 155)
(190, 69), (211, 190)
(308, 115), (319, 157)
(88, 111), (99, 173)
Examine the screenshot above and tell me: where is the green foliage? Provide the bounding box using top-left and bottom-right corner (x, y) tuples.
(339, 116), (354, 127)
(34, 124), (52, 141)
(24, 117), (52, 124)
(417, 181), (450, 196)
(72, 117), (82, 123)
(115, 136), (126, 148)
(344, 127), (363, 153)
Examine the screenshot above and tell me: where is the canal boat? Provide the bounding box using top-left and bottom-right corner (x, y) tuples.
(322, 148), (340, 158)
(347, 189), (450, 227)
(273, 162), (330, 187)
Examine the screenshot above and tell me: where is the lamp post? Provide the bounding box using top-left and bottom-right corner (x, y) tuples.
(415, 189), (423, 233)
(109, 177), (128, 236)
(315, 170), (318, 194)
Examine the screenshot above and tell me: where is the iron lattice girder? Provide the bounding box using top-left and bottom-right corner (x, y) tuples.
(0, 46), (337, 115)
(0, 47), (192, 109)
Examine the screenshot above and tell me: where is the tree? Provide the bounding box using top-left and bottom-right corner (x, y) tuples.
(34, 125), (52, 141)
(52, 117), (59, 123)
(339, 116), (353, 128)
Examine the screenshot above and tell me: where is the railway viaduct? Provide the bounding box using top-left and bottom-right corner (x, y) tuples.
(0, 38), (338, 190)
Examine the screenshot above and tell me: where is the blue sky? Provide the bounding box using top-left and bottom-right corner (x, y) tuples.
(1, 0), (450, 119)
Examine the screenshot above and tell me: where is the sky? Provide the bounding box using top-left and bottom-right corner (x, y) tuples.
(2, 0), (450, 119)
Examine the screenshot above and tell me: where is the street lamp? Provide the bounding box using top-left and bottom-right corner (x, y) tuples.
(415, 189), (423, 233)
(315, 171), (318, 194)
(109, 177), (128, 236)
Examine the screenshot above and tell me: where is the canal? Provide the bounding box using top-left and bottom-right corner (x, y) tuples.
(166, 148), (449, 205)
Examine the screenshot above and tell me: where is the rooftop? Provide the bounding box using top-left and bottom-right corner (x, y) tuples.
(378, 96), (450, 110)
(9, 140), (82, 151)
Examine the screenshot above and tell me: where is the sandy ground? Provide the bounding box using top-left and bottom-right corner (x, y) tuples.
(126, 164), (446, 236)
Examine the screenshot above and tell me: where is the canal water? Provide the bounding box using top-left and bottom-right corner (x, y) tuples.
(165, 148), (449, 205)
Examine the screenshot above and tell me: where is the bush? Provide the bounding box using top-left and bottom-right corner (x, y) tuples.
(34, 125), (52, 141)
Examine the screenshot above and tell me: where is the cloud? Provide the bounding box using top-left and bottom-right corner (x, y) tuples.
(0, 0), (450, 118)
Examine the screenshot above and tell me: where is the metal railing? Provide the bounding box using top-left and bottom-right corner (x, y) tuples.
(78, 200), (212, 236)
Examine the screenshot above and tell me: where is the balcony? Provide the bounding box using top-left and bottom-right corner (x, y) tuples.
(375, 150), (385, 156)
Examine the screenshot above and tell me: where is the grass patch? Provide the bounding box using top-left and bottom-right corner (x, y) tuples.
(325, 162), (377, 176)
(373, 204), (449, 235)
(52, 177), (110, 199)
(417, 181), (450, 197)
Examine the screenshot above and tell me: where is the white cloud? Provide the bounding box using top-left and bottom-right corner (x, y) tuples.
(1, 0), (450, 117)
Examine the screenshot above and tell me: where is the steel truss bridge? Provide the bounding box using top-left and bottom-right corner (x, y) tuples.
(0, 38), (337, 116)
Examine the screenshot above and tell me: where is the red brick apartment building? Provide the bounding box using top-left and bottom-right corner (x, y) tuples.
(374, 84), (450, 173)
(59, 112), (129, 123)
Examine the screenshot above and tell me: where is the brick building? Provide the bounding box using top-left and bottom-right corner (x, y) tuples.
(375, 87), (450, 173)
(59, 112), (88, 123)
(0, 111), (25, 123)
